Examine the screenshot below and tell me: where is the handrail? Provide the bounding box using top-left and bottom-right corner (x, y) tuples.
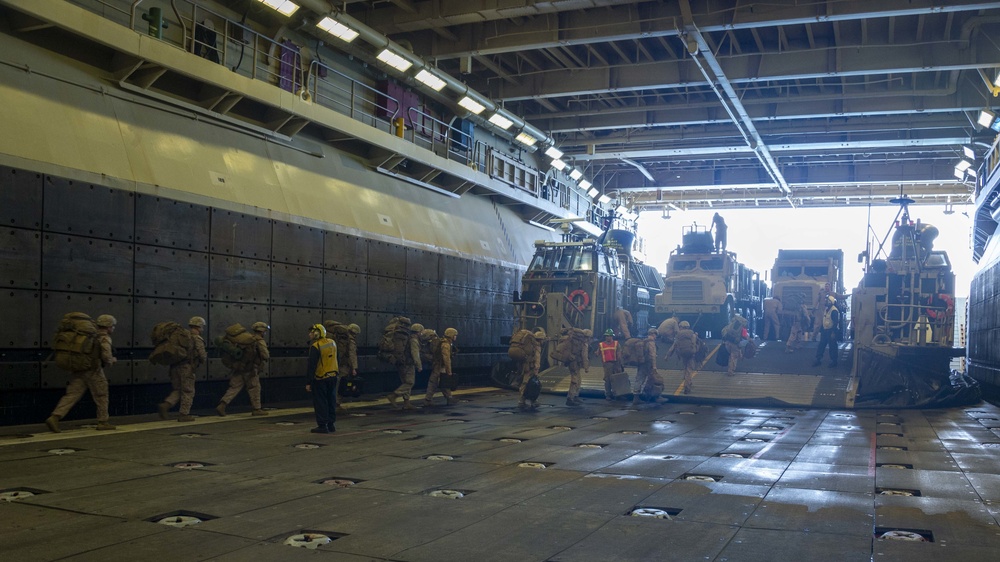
(307, 59), (399, 133)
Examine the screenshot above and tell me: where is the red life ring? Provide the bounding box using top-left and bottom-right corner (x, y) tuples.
(568, 289), (590, 311)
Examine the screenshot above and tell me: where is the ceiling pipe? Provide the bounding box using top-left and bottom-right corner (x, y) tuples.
(296, 1), (553, 148)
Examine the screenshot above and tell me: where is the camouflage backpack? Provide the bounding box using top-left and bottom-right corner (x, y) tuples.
(377, 316), (411, 365)
(52, 312), (101, 372)
(148, 321), (193, 366)
(324, 321), (353, 365)
(507, 329), (536, 361)
(418, 328), (439, 365)
(620, 337), (647, 366)
(215, 323), (258, 371)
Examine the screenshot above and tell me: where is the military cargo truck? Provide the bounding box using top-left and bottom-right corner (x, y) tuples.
(654, 224), (763, 336)
(770, 249), (845, 339)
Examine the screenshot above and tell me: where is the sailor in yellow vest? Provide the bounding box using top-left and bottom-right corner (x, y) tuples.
(599, 329), (623, 401)
(812, 297), (841, 368)
(305, 324), (338, 433)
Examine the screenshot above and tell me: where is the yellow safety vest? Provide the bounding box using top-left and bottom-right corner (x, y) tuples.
(312, 338), (339, 379)
(822, 306), (839, 330)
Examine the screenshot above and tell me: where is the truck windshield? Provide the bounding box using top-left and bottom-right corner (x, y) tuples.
(673, 259), (697, 271)
(803, 266), (829, 277)
(701, 257), (724, 271)
(777, 266), (801, 277)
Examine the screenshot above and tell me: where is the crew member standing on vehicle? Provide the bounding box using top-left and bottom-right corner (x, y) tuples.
(599, 329), (623, 401)
(216, 321), (269, 416)
(711, 212), (728, 252)
(45, 314), (119, 433)
(158, 316), (207, 422)
(305, 324), (338, 433)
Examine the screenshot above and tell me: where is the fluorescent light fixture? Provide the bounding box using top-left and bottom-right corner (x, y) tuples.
(515, 132), (538, 147)
(598, 194), (612, 204)
(579, 180), (592, 190)
(550, 159), (567, 171)
(316, 17), (358, 42)
(994, 73), (1000, 88)
(544, 146), (563, 159)
(488, 113), (513, 130)
(954, 167), (965, 180)
(967, 167), (977, 178)
(527, 220), (556, 232)
(377, 49), (412, 72)
(963, 146), (975, 159)
(256, 0), (299, 16)
(587, 188), (600, 198)
(458, 96), (485, 115)
(616, 204), (628, 214)
(956, 159), (972, 172)
(414, 69), (446, 91)
(569, 169), (583, 181)
(978, 109), (996, 128)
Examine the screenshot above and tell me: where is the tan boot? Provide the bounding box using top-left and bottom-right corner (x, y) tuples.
(157, 402), (170, 420)
(386, 392), (400, 408)
(96, 421), (117, 431)
(402, 400), (417, 410)
(45, 415), (61, 433)
(177, 415), (195, 422)
(251, 409), (268, 416)
(215, 402), (227, 417)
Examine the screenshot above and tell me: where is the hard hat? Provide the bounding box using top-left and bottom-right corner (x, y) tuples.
(679, 320), (690, 329)
(411, 323), (425, 333)
(827, 295), (836, 305)
(647, 328), (658, 336)
(188, 316), (206, 328)
(348, 323), (361, 335)
(444, 327), (458, 338)
(252, 321), (269, 332)
(310, 324), (327, 338)
(95, 314), (116, 328)
(604, 329), (615, 336)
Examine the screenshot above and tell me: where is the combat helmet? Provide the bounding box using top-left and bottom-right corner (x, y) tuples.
(95, 314), (116, 328)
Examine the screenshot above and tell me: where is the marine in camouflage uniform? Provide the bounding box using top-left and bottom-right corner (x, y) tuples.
(517, 329), (545, 410)
(45, 314), (118, 432)
(387, 323), (422, 410)
(565, 329), (591, 407)
(332, 322), (360, 412)
(425, 328), (458, 406)
(158, 316), (208, 422)
(216, 321), (270, 416)
(723, 315), (748, 376)
(631, 328), (660, 406)
(665, 321), (699, 394)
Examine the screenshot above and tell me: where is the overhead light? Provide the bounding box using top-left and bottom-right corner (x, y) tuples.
(579, 180), (592, 190)
(255, 0), (299, 16)
(458, 96), (485, 115)
(967, 167), (978, 178)
(515, 132), (538, 147)
(994, 73), (1000, 88)
(616, 204), (629, 214)
(587, 188), (599, 198)
(956, 159), (972, 172)
(550, 159), (567, 170)
(569, 169), (583, 181)
(544, 146), (563, 159)
(963, 146), (975, 159)
(414, 69), (446, 91)
(377, 49), (412, 72)
(315, 17), (358, 42)
(488, 113), (513, 130)
(598, 194), (612, 204)
(978, 108), (996, 128)
(954, 167), (965, 180)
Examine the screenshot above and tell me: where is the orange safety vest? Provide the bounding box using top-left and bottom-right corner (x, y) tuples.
(599, 340), (619, 362)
